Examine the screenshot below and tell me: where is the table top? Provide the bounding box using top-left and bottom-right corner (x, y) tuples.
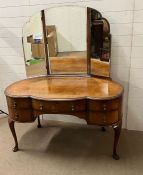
(5, 76), (123, 100)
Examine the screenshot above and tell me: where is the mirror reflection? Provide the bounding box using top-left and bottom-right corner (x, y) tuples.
(22, 6), (111, 78)
(90, 8), (111, 77)
(23, 12), (47, 77)
(45, 6), (87, 74)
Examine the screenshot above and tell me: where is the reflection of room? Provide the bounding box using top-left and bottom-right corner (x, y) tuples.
(47, 25), (86, 58)
(23, 12), (47, 77)
(45, 6), (87, 55)
(45, 6), (87, 74)
(22, 6), (111, 77)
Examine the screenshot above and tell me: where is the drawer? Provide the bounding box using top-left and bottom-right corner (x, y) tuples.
(32, 99), (86, 113)
(88, 98), (120, 112)
(6, 97), (32, 109)
(8, 107), (35, 122)
(88, 111), (119, 125)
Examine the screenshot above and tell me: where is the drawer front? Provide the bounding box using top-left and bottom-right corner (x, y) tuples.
(8, 107), (35, 122)
(32, 99), (86, 113)
(88, 111), (119, 125)
(6, 97), (32, 109)
(88, 98), (121, 112)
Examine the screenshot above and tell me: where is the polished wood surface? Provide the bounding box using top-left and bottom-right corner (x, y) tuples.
(50, 57), (87, 74)
(26, 58), (109, 77)
(91, 59), (110, 77)
(5, 76), (123, 159)
(26, 60), (47, 77)
(5, 76), (122, 99)
(50, 57), (109, 77)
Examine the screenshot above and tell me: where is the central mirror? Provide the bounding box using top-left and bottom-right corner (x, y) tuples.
(22, 5), (111, 78)
(45, 6), (87, 74)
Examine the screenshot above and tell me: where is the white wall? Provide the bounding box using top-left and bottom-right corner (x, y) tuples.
(45, 6), (86, 52)
(127, 0), (143, 130)
(0, 0), (142, 131)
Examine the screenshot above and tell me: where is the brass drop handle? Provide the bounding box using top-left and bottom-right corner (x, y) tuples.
(13, 101), (17, 109)
(71, 105), (74, 111)
(103, 104), (107, 111)
(40, 104), (43, 110)
(15, 112), (19, 120)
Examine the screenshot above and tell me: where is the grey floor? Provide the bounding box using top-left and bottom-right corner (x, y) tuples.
(0, 116), (143, 175)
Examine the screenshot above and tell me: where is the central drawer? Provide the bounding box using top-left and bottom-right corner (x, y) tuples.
(32, 99), (86, 113)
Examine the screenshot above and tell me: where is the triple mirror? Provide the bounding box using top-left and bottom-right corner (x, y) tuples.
(23, 6), (111, 78)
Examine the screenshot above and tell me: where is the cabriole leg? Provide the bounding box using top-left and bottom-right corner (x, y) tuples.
(112, 121), (122, 160)
(37, 116), (42, 128)
(8, 118), (19, 152)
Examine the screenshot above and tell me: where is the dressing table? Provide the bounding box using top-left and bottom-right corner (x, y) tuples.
(5, 6), (123, 160)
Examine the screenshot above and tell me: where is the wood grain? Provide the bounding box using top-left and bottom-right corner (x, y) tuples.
(26, 57), (109, 77)
(5, 76), (123, 100)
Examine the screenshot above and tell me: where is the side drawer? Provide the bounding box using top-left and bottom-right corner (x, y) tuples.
(8, 107), (35, 122)
(32, 99), (86, 113)
(88, 111), (119, 125)
(6, 97), (32, 109)
(88, 98), (121, 112)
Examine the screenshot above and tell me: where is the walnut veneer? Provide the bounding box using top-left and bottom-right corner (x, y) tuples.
(26, 57), (109, 77)
(5, 76), (123, 160)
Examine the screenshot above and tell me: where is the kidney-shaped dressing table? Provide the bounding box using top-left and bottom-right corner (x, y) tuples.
(5, 6), (123, 160)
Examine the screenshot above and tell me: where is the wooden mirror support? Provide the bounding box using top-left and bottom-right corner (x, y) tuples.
(5, 5), (124, 160)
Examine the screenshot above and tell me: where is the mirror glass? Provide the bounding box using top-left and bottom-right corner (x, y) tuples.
(22, 6), (111, 77)
(23, 12), (47, 77)
(89, 8), (111, 77)
(44, 6), (87, 74)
